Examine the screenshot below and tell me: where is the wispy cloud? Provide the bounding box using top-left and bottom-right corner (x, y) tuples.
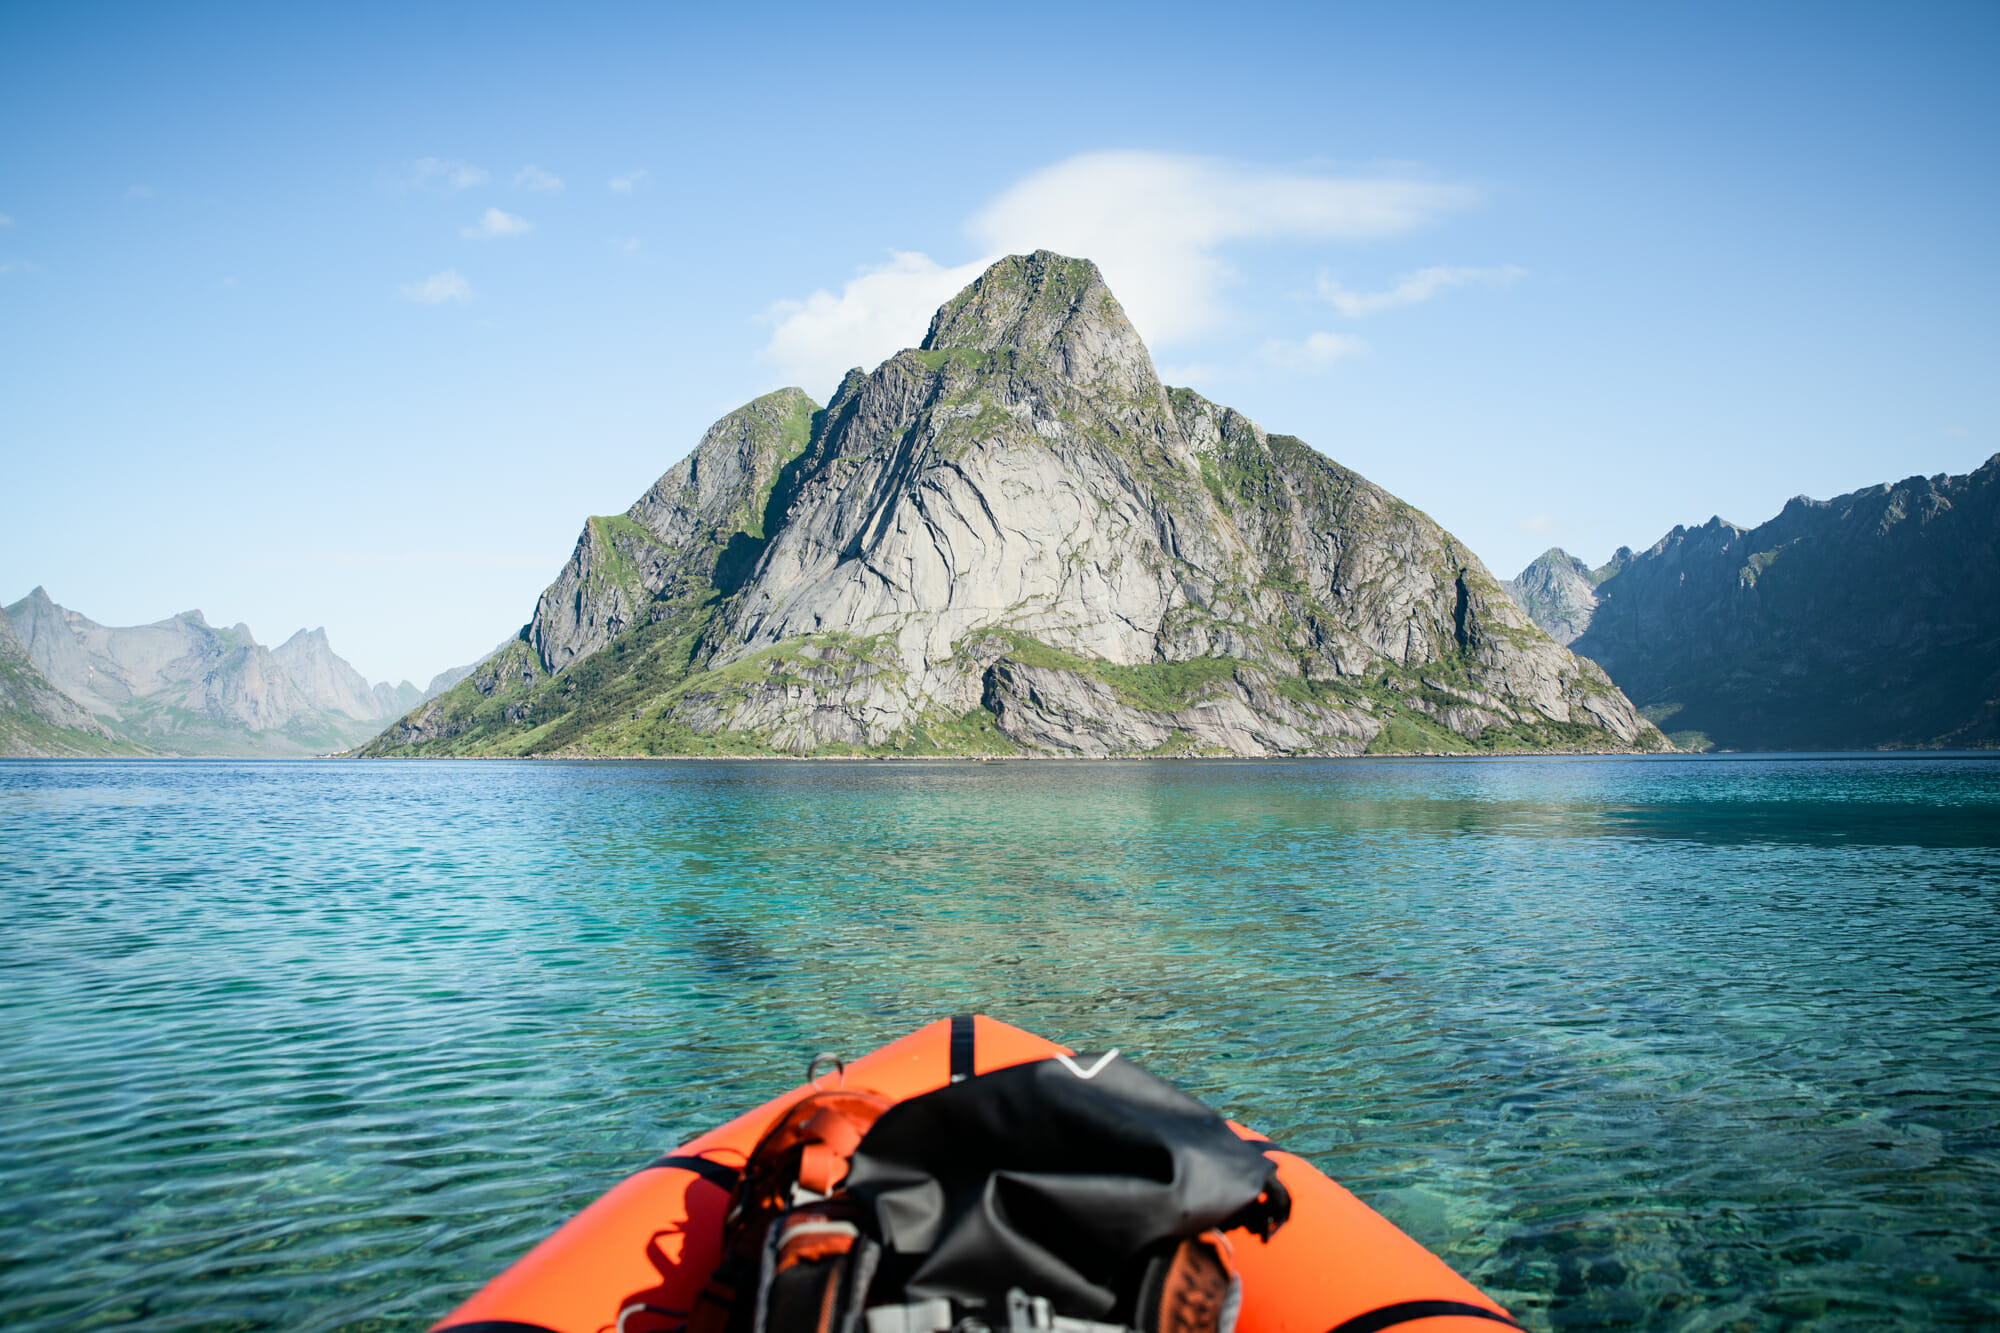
(411, 157), (489, 192)
(610, 235), (641, 255)
(1261, 331), (1367, 371)
(1518, 513), (1556, 533)
(0, 213), (12, 226)
(398, 269), (472, 304)
(971, 153), (1473, 343)
(514, 165), (563, 192)
(462, 207), (533, 239)
(1317, 264), (1524, 318)
(759, 150), (1475, 388)
(125, 184), (155, 200)
(607, 169), (648, 195)
(0, 258), (42, 276)
(762, 252), (994, 396)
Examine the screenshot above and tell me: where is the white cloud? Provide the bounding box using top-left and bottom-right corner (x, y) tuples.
(0, 259), (41, 276)
(514, 165), (563, 192)
(398, 269), (472, 304)
(1518, 513), (1556, 533)
(760, 251), (994, 395)
(1261, 331), (1367, 371)
(968, 152), (1474, 344)
(412, 157), (489, 192)
(611, 236), (641, 255)
(0, 214), (12, 226)
(462, 207), (533, 239)
(125, 184), (155, 200)
(759, 151), (1474, 386)
(1318, 264), (1524, 318)
(608, 169), (648, 195)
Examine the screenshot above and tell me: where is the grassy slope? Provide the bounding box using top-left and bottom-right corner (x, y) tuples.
(373, 605), (1645, 759)
(368, 343), (1650, 758)
(0, 647), (150, 757)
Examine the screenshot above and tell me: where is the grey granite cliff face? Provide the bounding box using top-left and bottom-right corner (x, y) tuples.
(1503, 549), (1614, 646)
(372, 252), (1664, 758)
(2, 589), (474, 756)
(1561, 458), (2000, 750)
(0, 610), (135, 756)
(272, 627), (389, 721)
(7, 590), (310, 732)
(526, 389), (817, 673)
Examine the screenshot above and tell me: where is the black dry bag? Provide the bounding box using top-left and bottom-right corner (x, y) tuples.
(747, 1051), (1291, 1333)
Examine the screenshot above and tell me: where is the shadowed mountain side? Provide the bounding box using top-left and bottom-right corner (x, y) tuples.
(1543, 456), (2000, 751)
(368, 252), (1665, 759)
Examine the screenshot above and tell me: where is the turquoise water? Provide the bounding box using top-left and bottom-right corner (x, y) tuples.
(2, 757), (1997, 1332)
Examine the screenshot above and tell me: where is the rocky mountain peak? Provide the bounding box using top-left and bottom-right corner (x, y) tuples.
(920, 250), (1163, 403)
(2, 589), (479, 755)
(372, 251), (1666, 760)
(0, 600), (125, 755)
(1503, 548), (1606, 646)
(1567, 455), (2000, 750)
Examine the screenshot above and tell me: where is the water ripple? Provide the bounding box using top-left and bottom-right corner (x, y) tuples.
(1, 755), (1996, 1330)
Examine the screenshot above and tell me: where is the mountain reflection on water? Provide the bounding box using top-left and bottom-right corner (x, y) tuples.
(2, 756), (1996, 1331)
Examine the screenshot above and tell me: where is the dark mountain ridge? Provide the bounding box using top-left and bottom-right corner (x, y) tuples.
(1505, 456), (1999, 750)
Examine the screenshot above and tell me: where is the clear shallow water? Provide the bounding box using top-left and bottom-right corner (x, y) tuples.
(2, 757), (1997, 1333)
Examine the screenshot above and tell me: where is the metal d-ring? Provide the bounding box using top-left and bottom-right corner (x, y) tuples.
(806, 1051), (845, 1088)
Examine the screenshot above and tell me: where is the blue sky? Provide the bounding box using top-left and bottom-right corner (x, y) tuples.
(3, 2), (1995, 685)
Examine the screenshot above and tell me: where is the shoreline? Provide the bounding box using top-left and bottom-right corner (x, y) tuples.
(9, 747), (1998, 763)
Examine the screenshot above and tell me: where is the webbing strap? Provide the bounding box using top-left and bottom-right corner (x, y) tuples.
(949, 1013), (976, 1083)
(644, 1154), (744, 1192)
(1325, 1300), (1523, 1333)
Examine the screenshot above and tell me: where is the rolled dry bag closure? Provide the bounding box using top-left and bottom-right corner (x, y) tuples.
(841, 1052), (1286, 1333)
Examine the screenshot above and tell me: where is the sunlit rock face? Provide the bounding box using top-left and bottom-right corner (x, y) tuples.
(375, 252), (1662, 759)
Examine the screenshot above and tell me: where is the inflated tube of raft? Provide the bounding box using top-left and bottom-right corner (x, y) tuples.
(430, 1015), (1518, 1333)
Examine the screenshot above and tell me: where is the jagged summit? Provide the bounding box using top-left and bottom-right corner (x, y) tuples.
(1, 590), (476, 757)
(1559, 455), (2000, 750)
(1501, 549), (1605, 646)
(0, 603), (130, 756)
(368, 252), (1665, 759)
(919, 251), (1163, 403)
(1497, 454), (2000, 750)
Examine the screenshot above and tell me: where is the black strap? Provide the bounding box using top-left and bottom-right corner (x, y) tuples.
(432, 1322), (563, 1333)
(949, 1013), (976, 1083)
(644, 1153), (744, 1192)
(1326, 1300), (1523, 1333)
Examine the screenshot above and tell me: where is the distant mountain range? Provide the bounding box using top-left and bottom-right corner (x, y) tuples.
(1503, 455), (1999, 751)
(1, 588), (480, 757)
(366, 252), (1664, 759)
(0, 609), (129, 757)
(18, 257), (1981, 761)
